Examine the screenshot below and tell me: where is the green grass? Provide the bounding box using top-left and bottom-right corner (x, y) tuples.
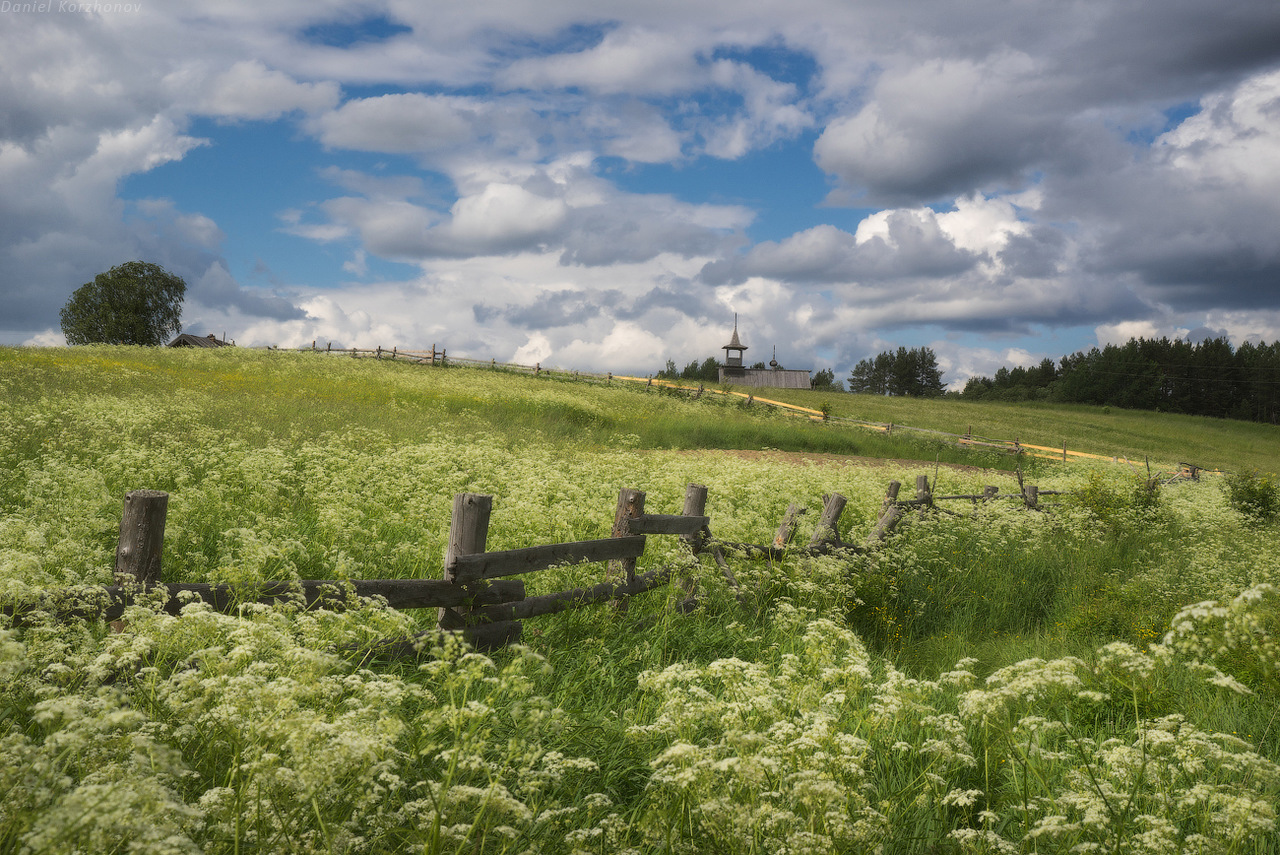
(2, 345), (1280, 854)
(764, 386), (1279, 473)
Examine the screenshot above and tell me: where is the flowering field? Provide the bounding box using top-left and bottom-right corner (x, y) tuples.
(2, 346), (1279, 854)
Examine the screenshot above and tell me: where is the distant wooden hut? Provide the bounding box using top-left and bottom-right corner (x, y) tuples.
(167, 333), (233, 348)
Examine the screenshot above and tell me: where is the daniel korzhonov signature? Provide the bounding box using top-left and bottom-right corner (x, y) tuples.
(1, 2), (142, 12)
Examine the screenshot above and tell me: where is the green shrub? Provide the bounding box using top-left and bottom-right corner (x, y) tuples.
(1070, 470), (1159, 528)
(1224, 469), (1279, 522)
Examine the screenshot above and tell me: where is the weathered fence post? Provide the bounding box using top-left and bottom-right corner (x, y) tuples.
(1023, 485), (1039, 510)
(439, 493), (492, 632)
(115, 490), (168, 587)
(982, 485), (999, 503)
(439, 493), (522, 650)
(677, 484), (708, 611)
(916, 475), (933, 510)
(608, 488), (645, 590)
(809, 493), (847, 547)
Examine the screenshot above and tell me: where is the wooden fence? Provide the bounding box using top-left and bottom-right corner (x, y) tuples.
(3, 468), (1104, 658)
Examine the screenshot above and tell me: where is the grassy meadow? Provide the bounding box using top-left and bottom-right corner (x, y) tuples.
(2, 345), (1279, 854)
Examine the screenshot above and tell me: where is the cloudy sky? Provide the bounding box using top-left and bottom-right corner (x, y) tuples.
(3, 1), (1280, 385)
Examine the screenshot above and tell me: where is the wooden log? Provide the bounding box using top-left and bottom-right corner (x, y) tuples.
(449, 536), (646, 582)
(772, 503), (807, 549)
(3, 578), (527, 624)
(115, 490), (168, 587)
(982, 485), (999, 502)
(1023, 484), (1039, 509)
(510, 567), (674, 620)
(627, 514), (709, 536)
(808, 492), (847, 547)
(440, 493), (492, 630)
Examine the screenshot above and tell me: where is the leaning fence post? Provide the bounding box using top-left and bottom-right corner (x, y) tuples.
(809, 493), (847, 547)
(772, 503), (807, 550)
(868, 481), (902, 544)
(115, 490), (168, 587)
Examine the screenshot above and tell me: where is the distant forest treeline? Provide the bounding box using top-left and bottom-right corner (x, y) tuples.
(960, 337), (1280, 423)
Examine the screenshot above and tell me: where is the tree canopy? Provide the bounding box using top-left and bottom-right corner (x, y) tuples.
(958, 336), (1280, 423)
(848, 347), (947, 397)
(656, 357), (721, 383)
(60, 261), (186, 346)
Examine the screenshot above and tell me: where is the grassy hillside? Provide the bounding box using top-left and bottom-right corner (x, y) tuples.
(730, 384), (1278, 474)
(2, 345), (1279, 854)
(4, 345), (1271, 472)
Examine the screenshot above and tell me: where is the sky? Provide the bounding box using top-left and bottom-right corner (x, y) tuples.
(2, 1), (1280, 387)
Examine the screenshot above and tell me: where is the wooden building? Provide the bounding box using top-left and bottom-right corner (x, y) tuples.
(167, 333), (233, 348)
(717, 317), (811, 389)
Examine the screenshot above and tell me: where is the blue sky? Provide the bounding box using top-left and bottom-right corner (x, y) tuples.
(3, 1), (1280, 387)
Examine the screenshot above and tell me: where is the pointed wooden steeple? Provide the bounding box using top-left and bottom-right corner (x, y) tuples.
(722, 314), (748, 374)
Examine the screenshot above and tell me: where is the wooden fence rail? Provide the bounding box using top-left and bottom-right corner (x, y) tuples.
(2, 472), (1131, 654)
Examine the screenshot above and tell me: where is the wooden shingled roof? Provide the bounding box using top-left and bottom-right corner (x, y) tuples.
(167, 333), (233, 348)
